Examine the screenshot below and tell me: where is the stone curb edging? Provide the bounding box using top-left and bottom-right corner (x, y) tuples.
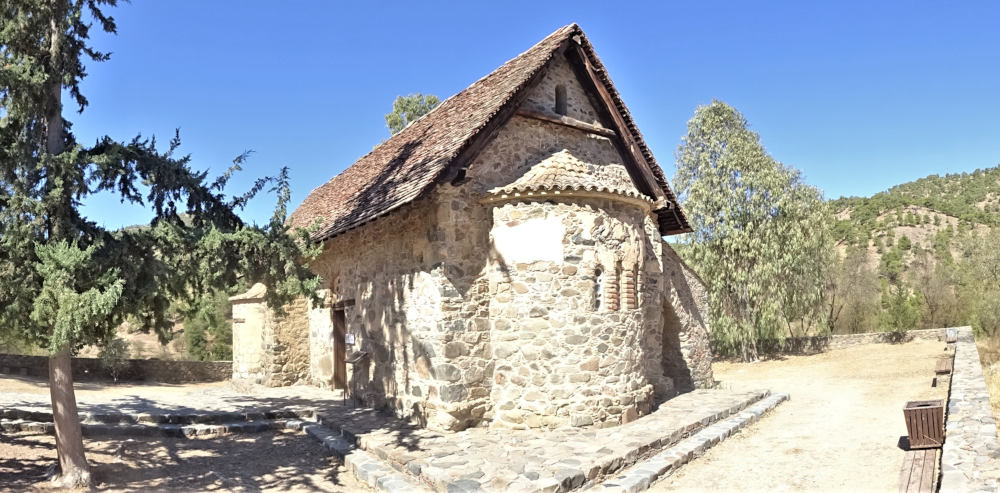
(940, 327), (1000, 492)
(300, 421), (431, 493)
(0, 417), (302, 438)
(302, 390), (771, 493)
(0, 407), (313, 439)
(0, 402), (430, 493)
(0, 408), (303, 425)
(0, 404), (427, 491)
(591, 393), (790, 493)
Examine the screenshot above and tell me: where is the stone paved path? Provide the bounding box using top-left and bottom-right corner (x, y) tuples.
(1, 377), (772, 492)
(309, 389), (770, 492)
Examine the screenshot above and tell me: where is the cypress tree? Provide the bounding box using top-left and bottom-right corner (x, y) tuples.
(0, 1), (318, 486)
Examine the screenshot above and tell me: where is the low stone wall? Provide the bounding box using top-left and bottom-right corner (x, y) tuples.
(776, 328), (947, 355)
(0, 353), (230, 384)
(940, 327), (1000, 492)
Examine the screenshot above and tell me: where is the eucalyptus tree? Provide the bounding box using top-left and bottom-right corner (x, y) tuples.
(674, 101), (830, 360)
(385, 93), (439, 134)
(0, 1), (318, 486)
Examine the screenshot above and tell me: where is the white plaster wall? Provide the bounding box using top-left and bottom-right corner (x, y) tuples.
(491, 216), (565, 264)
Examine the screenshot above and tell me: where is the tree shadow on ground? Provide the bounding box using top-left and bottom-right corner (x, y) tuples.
(0, 430), (356, 492)
(212, 391), (434, 454)
(2, 379), (436, 455)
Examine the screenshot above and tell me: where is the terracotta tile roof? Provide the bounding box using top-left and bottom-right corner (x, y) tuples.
(290, 24), (689, 241)
(488, 151), (650, 202)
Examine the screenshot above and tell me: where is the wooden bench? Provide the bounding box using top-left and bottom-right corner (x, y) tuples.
(899, 448), (936, 492)
(935, 356), (953, 375)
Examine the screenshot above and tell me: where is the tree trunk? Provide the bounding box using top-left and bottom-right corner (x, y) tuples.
(48, 348), (90, 487)
(44, 4), (90, 487)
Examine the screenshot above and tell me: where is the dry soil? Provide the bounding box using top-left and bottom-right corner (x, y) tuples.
(0, 430), (366, 492)
(651, 339), (948, 493)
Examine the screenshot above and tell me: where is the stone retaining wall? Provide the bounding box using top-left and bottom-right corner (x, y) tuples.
(940, 327), (1000, 492)
(776, 328), (947, 355)
(0, 353), (230, 383)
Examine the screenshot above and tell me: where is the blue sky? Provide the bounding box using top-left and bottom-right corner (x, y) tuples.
(74, 1), (1000, 228)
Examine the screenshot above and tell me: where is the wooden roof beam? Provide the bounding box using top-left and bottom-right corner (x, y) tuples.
(564, 42), (668, 206)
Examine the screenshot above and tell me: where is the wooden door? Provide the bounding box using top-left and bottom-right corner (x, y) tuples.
(333, 309), (347, 389)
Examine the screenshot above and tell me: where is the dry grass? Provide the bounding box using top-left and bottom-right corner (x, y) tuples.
(975, 336), (1000, 437)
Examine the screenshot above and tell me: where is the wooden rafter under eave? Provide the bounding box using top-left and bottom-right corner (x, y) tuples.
(563, 38), (691, 236)
(438, 41), (571, 185)
(564, 43), (666, 205)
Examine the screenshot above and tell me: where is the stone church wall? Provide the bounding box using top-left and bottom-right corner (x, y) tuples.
(659, 244), (714, 390)
(306, 197), (464, 429)
(429, 51), (690, 429)
(482, 198), (663, 429)
(232, 50), (715, 432)
(231, 291), (311, 386)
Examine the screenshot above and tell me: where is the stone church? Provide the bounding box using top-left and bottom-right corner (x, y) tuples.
(230, 24), (713, 432)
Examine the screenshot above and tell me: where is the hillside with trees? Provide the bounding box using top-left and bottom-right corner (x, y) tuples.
(831, 167), (1000, 256)
(826, 166), (1000, 338)
(675, 101), (1000, 358)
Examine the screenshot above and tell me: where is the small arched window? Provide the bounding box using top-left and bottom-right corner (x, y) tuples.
(554, 85), (568, 115)
(593, 267), (604, 310)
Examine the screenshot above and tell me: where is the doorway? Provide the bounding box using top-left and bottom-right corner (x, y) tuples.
(333, 309), (347, 389)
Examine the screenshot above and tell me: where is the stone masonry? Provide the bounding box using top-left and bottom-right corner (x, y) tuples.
(231, 30), (713, 432)
(939, 327), (1000, 492)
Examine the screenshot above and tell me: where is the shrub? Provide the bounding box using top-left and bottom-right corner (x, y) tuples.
(97, 337), (131, 383)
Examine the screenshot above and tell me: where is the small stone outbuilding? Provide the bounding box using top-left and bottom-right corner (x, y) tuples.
(231, 23), (713, 432)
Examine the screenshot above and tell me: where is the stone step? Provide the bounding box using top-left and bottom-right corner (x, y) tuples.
(300, 422), (432, 492)
(306, 390), (773, 493)
(0, 407), (313, 425)
(592, 393), (790, 493)
(0, 417), (309, 438)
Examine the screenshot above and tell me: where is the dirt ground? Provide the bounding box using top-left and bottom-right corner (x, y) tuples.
(0, 374), (230, 399)
(0, 430), (367, 492)
(651, 339), (948, 493)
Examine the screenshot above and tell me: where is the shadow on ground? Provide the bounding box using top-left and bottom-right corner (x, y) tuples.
(0, 430), (356, 491)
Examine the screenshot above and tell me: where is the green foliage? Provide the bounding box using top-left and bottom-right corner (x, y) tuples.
(385, 94), (440, 135)
(879, 285), (921, 336)
(0, 0), (321, 358)
(827, 248), (880, 334)
(897, 235), (912, 250)
(674, 101), (831, 360)
(933, 229), (953, 264)
(97, 337), (130, 383)
(909, 251), (953, 328)
(955, 229), (1000, 338)
(829, 166), (1000, 250)
(182, 290), (232, 361)
(880, 247), (904, 283)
